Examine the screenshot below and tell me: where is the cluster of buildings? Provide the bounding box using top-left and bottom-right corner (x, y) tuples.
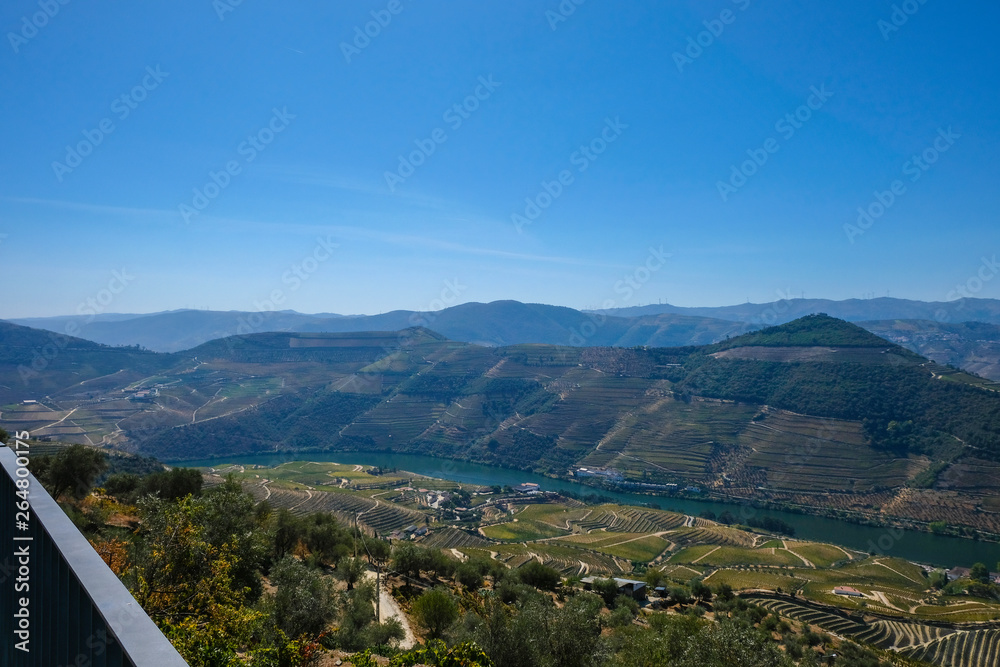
(946, 566), (1000, 583)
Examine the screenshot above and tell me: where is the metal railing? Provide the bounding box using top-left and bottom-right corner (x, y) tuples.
(0, 445), (188, 666)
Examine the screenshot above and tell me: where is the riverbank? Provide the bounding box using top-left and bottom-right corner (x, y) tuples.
(172, 449), (1000, 568)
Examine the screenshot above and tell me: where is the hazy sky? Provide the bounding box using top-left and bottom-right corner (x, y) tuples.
(1, 1), (998, 318)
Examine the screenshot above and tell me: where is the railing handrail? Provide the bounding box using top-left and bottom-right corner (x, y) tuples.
(1, 445), (188, 665)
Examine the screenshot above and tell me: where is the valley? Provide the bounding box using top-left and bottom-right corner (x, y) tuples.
(3, 315), (1000, 545)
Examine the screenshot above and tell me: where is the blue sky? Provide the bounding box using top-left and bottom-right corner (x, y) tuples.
(1, 0), (997, 318)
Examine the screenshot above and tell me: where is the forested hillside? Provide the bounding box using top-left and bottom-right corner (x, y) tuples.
(3, 316), (1000, 535)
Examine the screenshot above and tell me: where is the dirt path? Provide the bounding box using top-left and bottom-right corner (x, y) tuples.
(484, 358), (508, 378)
(871, 590), (905, 612)
(782, 541), (814, 568)
(683, 515), (695, 528)
(830, 544), (854, 560)
(37, 407), (78, 430)
(363, 571), (416, 649)
(601, 531), (669, 549)
(192, 390), (216, 423)
(692, 545), (721, 564)
(874, 559), (924, 585)
(289, 489), (313, 512)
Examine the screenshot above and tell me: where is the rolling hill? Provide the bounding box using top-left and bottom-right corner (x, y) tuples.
(10, 298), (1000, 381)
(3, 315), (1000, 538)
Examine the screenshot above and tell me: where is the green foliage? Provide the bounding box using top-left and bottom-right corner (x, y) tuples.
(667, 586), (692, 606)
(268, 556), (337, 639)
(271, 509), (305, 562)
(971, 562), (991, 584)
(391, 543), (455, 587)
(592, 578), (620, 607)
(456, 559), (492, 589)
(516, 560), (561, 591)
(142, 467), (205, 500)
(31, 444), (108, 499)
(412, 588), (460, 640)
(335, 556), (367, 591)
(303, 512), (351, 565)
(103, 466), (204, 504)
(329, 578), (404, 651)
(689, 578), (713, 602)
(674, 621), (793, 667)
(353, 640), (493, 667)
(103, 472), (141, 498)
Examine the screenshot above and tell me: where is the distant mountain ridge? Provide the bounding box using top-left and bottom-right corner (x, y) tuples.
(595, 296), (1000, 325)
(6, 301), (752, 353)
(8, 297), (1000, 380)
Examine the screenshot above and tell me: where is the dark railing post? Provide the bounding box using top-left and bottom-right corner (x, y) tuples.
(1, 445), (188, 666)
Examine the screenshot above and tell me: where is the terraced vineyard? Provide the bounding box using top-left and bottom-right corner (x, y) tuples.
(669, 525), (759, 548)
(420, 527), (491, 550)
(854, 619), (958, 650)
(461, 542), (626, 577)
(751, 596), (1000, 667)
(244, 483), (424, 534)
(739, 411), (922, 493)
(753, 598), (870, 637)
(903, 628), (1000, 667)
(573, 505), (686, 533)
